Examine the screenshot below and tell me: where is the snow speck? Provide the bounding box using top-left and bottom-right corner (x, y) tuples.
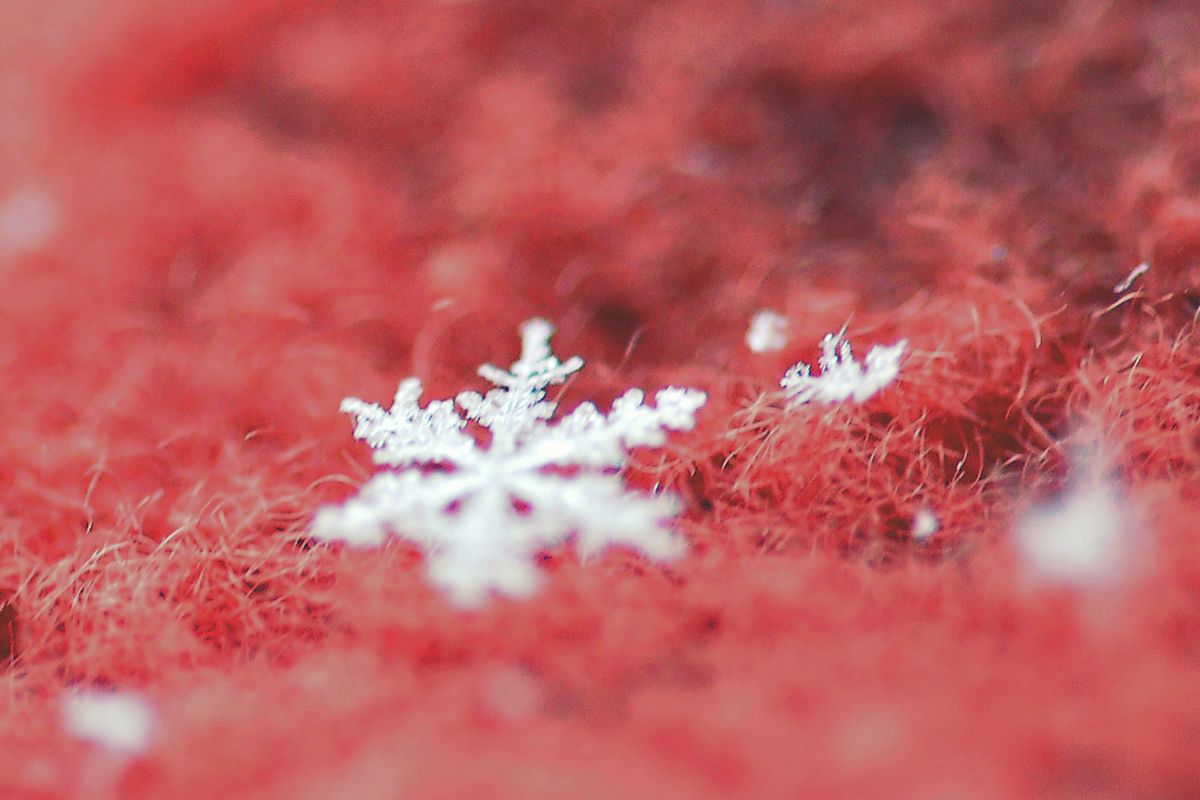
(1016, 478), (1129, 585)
(62, 691), (155, 753)
(0, 187), (60, 254)
(746, 310), (790, 353)
(911, 509), (940, 541)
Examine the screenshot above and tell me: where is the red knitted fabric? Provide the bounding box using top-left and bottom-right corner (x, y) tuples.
(2, 2), (1199, 797)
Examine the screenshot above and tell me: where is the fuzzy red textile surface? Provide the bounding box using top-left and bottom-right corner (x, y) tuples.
(2, 1), (1200, 798)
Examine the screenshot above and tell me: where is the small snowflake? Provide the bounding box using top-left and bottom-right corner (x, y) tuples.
(314, 318), (706, 606)
(781, 332), (906, 405)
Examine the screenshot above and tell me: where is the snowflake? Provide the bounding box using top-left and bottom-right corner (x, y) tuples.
(314, 318), (706, 606)
(781, 331), (906, 405)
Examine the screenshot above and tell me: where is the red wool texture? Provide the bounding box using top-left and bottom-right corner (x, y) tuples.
(1, 1), (1199, 798)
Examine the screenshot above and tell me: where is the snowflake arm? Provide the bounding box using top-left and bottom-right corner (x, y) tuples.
(458, 318), (584, 448)
(524, 387), (707, 470)
(312, 471), (457, 548)
(781, 332), (906, 405)
(478, 317), (584, 392)
(531, 474), (686, 560)
(424, 486), (546, 607)
(340, 378), (475, 467)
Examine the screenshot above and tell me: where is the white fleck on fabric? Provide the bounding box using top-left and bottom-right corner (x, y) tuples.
(746, 310), (789, 353)
(0, 187), (60, 255)
(910, 509), (940, 541)
(1017, 479), (1128, 585)
(314, 318), (706, 606)
(62, 691), (155, 752)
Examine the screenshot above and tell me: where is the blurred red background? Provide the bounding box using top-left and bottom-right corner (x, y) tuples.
(1, 1), (1199, 797)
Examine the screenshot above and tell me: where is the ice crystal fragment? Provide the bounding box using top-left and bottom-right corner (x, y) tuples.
(781, 332), (906, 405)
(314, 318), (706, 606)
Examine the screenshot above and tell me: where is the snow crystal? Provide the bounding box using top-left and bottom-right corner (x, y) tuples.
(314, 318), (706, 606)
(781, 332), (906, 405)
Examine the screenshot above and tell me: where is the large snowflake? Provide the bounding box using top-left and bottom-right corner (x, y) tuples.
(313, 318), (706, 606)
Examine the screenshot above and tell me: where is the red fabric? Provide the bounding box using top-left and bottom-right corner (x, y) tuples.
(1, 1), (1199, 797)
